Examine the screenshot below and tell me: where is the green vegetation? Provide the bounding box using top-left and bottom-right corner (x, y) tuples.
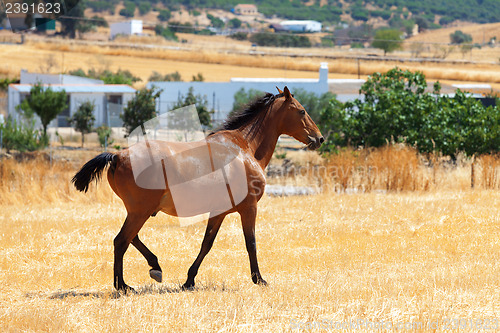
(170, 87), (212, 128)
(372, 29), (403, 55)
(231, 88), (264, 116)
(229, 32), (248, 41)
(149, 71), (183, 82)
(82, 0), (500, 25)
(121, 87), (162, 137)
(249, 32), (311, 48)
(69, 68), (141, 85)
(0, 119), (43, 152)
(119, 1), (136, 17)
(154, 24), (179, 41)
(320, 68), (500, 160)
(16, 83), (67, 143)
(292, 89), (336, 124)
(450, 30), (473, 44)
(207, 14), (225, 29)
(0, 78), (18, 91)
(157, 9), (171, 22)
(96, 125), (114, 148)
(68, 101), (96, 148)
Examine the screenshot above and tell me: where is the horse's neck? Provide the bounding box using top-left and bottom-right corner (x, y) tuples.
(245, 118), (281, 170)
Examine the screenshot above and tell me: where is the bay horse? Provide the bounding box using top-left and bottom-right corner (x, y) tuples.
(72, 86), (323, 292)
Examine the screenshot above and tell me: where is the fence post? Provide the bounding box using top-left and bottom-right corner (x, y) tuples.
(0, 114), (4, 152)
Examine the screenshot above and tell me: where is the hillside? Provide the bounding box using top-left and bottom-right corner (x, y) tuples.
(84, 0), (500, 28)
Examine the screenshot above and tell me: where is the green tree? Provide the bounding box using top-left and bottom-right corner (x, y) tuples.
(96, 125), (114, 148)
(228, 18), (242, 29)
(121, 87), (162, 137)
(372, 29), (403, 55)
(171, 87), (212, 129)
(207, 14), (224, 29)
(68, 101), (96, 147)
(119, 1), (136, 17)
(138, 1), (151, 15)
(155, 24), (178, 41)
(59, 0), (87, 38)
(16, 83), (67, 143)
(158, 9), (171, 22)
(292, 89), (336, 124)
(231, 88), (264, 116)
(319, 67), (500, 186)
(450, 30), (473, 44)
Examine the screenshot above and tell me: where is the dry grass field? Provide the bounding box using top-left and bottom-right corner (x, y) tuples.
(1, 28), (500, 91)
(1, 148), (500, 332)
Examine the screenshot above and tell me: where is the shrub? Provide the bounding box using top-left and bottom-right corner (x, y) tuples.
(0, 118), (43, 153)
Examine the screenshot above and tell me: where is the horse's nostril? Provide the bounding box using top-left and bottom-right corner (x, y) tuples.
(319, 136), (324, 144)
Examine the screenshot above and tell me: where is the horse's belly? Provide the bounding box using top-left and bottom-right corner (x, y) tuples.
(159, 154), (249, 217)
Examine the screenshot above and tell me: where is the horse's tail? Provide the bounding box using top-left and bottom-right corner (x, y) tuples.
(72, 152), (117, 193)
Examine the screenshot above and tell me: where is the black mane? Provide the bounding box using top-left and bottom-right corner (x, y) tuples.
(210, 92), (283, 139)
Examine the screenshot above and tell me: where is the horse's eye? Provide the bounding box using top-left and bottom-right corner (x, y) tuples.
(299, 109), (306, 115)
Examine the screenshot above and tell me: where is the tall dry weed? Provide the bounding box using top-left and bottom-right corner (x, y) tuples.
(0, 152), (117, 206)
(322, 145), (455, 193)
(478, 154), (500, 189)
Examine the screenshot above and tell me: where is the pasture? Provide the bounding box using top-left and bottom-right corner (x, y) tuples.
(1, 150), (500, 331)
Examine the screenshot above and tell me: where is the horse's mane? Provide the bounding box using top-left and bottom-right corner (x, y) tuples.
(210, 92), (283, 139)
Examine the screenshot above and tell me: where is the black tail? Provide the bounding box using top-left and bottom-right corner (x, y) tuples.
(72, 152), (116, 193)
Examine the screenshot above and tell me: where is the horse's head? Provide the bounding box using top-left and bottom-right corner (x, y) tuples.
(274, 86), (324, 150)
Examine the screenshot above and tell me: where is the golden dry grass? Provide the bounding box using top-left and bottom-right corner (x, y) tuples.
(1, 148), (500, 331)
(1, 33), (500, 90)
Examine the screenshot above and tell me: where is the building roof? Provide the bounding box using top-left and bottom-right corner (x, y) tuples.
(231, 78), (318, 83)
(235, 4), (257, 9)
(280, 20), (321, 26)
(10, 84), (136, 94)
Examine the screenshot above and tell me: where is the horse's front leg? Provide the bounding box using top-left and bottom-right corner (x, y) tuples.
(183, 213), (226, 289)
(239, 205), (267, 285)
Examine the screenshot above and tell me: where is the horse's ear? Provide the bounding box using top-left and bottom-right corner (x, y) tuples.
(276, 86), (283, 94)
(283, 86), (291, 100)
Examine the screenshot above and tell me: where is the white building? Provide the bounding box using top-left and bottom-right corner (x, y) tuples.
(147, 63), (329, 124)
(280, 20), (322, 33)
(8, 71), (136, 128)
(110, 20), (143, 39)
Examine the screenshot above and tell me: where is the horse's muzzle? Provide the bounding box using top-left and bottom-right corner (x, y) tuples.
(307, 135), (324, 150)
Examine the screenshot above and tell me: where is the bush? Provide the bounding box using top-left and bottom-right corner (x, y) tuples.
(320, 67), (500, 160)
(68, 68), (141, 85)
(0, 118), (43, 153)
(229, 32), (247, 41)
(249, 32), (311, 48)
(154, 25), (178, 41)
(158, 9), (171, 22)
(96, 125), (114, 148)
(138, 1), (151, 15)
(450, 30), (473, 44)
(149, 71), (182, 82)
(119, 1), (135, 17)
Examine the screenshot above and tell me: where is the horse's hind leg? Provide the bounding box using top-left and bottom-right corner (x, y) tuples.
(132, 235), (163, 283)
(114, 213), (149, 292)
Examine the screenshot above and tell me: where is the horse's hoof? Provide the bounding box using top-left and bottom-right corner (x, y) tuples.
(257, 279), (268, 286)
(181, 282), (195, 291)
(149, 269), (162, 283)
(118, 285), (136, 294)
